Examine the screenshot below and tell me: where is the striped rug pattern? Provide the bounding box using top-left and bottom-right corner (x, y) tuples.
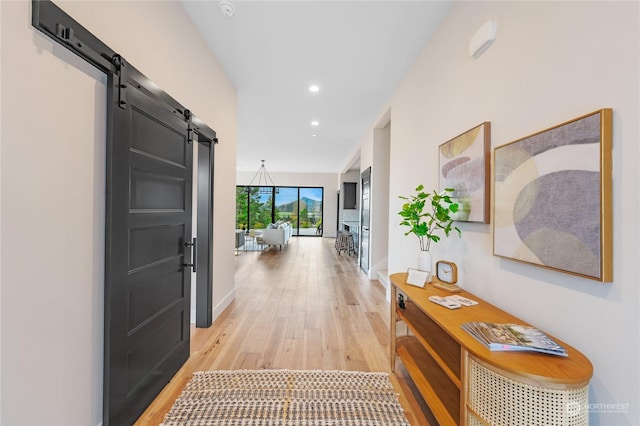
(161, 369), (411, 425)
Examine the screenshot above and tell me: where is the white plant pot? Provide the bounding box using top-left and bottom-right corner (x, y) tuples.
(417, 250), (433, 283)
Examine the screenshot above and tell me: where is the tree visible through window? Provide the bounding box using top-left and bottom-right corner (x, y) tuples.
(236, 186), (323, 236)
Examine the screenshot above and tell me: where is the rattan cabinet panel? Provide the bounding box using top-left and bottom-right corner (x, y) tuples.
(467, 356), (589, 426)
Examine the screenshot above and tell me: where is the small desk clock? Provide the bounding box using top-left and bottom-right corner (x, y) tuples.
(433, 260), (461, 293)
(436, 261), (457, 283)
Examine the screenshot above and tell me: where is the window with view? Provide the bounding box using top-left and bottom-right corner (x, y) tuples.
(236, 186), (323, 237)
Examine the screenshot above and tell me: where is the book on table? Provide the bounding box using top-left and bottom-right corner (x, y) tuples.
(461, 321), (568, 357)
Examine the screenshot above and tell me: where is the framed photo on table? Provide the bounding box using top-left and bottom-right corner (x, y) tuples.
(406, 268), (430, 288)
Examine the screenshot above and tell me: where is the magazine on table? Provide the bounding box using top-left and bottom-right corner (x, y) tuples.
(461, 321), (568, 357)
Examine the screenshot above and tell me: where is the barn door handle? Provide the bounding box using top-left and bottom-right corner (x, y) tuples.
(184, 237), (197, 273)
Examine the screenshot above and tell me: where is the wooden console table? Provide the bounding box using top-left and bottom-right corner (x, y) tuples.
(390, 273), (593, 426)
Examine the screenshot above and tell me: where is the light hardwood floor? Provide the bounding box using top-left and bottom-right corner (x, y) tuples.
(135, 237), (429, 425)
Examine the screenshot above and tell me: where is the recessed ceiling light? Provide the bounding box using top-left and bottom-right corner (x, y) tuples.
(311, 121), (319, 126)
(312, 134), (317, 137)
(309, 85), (320, 93)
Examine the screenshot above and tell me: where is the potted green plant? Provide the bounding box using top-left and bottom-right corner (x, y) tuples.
(398, 185), (462, 278)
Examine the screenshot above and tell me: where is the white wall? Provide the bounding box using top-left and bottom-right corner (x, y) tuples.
(237, 171), (339, 238)
(369, 124), (391, 279)
(383, 2), (638, 424)
(358, 114), (392, 282)
(0, 1), (237, 424)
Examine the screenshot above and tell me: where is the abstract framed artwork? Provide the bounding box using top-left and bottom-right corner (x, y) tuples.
(439, 122), (490, 223)
(493, 109), (612, 282)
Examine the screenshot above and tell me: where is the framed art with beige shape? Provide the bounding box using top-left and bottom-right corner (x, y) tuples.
(493, 109), (612, 282)
(439, 122), (491, 223)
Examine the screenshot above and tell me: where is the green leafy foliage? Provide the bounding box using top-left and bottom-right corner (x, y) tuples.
(398, 185), (462, 251)
(235, 186), (273, 230)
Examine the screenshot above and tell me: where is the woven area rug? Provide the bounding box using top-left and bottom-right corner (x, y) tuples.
(161, 369), (411, 425)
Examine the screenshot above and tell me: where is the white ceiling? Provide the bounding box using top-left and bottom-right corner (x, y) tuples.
(181, 1), (453, 174)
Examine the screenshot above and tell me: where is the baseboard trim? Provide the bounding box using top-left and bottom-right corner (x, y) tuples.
(213, 288), (236, 321)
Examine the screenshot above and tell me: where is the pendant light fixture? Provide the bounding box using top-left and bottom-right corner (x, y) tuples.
(248, 160), (277, 194)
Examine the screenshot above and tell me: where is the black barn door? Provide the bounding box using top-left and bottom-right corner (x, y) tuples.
(104, 63), (193, 425)
(31, 4), (217, 424)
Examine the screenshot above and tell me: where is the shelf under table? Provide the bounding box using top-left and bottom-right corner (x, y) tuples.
(397, 335), (460, 425)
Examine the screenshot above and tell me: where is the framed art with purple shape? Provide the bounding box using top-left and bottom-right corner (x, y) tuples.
(439, 122), (490, 223)
(493, 109), (612, 282)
